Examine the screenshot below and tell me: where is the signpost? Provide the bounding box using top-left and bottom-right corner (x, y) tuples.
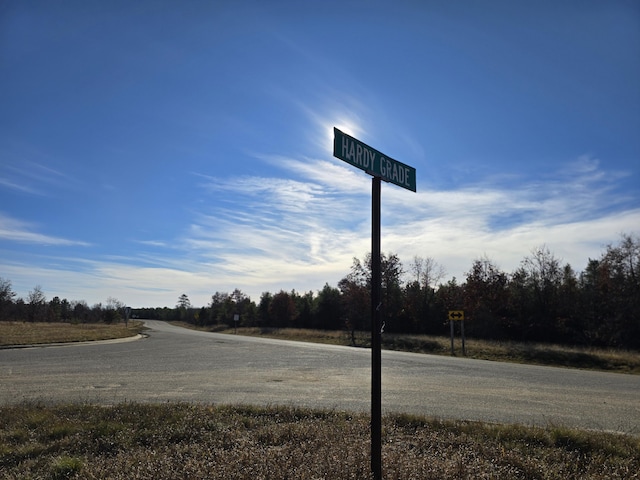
(448, 310), (466, 356)
(333, 128), (416, 480)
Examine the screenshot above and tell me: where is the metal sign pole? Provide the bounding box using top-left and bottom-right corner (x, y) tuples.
(450, 319), (455, 355)
(371, 176), (382, 480)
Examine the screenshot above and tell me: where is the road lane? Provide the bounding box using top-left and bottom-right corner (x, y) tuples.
(1, 320), (638, 434)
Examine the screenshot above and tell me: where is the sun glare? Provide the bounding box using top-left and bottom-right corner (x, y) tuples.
(325, 118), (363, 152)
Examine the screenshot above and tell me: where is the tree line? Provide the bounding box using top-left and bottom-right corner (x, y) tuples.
(0, 282), (127, 325)
(1, 234), (638, 349)
(135, 234), (639, 350)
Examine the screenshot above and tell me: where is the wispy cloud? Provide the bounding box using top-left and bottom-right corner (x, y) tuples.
(136, 240), (170, 248)
(0, 212), (90, 246)
(3, 156), (637, 308)
(0, 140), (78, 196)
(0, 177), (43, 195)
(184, 154), (639, 296)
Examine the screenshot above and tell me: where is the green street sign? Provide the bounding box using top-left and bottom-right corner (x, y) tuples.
(333, 127), (416, 192)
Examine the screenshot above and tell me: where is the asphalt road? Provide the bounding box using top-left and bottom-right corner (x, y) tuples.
(1, 320), (638, 434)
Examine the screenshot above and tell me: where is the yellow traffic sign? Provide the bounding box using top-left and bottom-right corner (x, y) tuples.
(448, 310), (464, 321)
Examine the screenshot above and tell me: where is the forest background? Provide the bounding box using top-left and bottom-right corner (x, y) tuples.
(1, 234), (638, 350)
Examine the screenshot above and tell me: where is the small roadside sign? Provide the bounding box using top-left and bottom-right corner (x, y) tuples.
(448, 310), (466, 356)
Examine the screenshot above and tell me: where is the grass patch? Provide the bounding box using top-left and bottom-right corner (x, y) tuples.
(0, 321), (145, 347)
(50, 455), (84, 480)
(0, 403), (637, 479)
(175, 323), (640, 374)
(460, 339), (640, 374)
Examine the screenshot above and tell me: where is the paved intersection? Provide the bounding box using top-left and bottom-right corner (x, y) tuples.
(1, 320), (638, 434)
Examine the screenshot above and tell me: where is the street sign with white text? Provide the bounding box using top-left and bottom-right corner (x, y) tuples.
(333, 128), (416, 192)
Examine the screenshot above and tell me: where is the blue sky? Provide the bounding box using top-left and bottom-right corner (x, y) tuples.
(1, 1), (639, 308)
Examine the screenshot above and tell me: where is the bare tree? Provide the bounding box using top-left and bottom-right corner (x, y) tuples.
(513, 246), (565, 341)
(27, 285), (46, 322)
(0, 277), (16, 320)
(0, 277), (15, 302)
(411, 256), (446, 289)
(104, 297), (124, 324)
(405, 256), (446, 333)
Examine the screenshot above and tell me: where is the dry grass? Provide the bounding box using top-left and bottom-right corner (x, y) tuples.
(0, 321), (145, 347)
(458, 338), (640, 374)
(0, 403), (638, 479)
